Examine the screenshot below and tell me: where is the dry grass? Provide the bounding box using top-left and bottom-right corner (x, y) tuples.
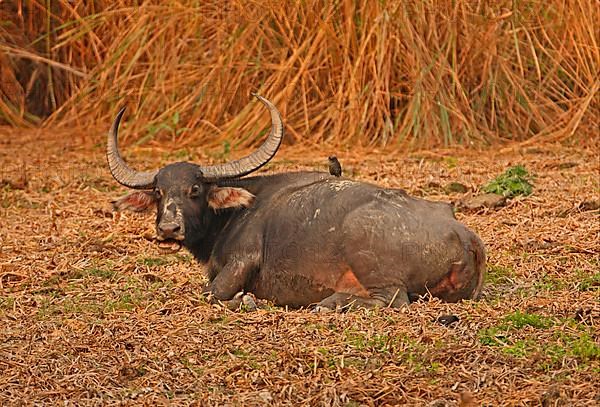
(1, 0), (599, 147)
(1, 125), (598, 405)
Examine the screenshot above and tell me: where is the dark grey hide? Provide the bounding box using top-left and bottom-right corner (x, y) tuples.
(114, 168), (486, 310)
(201, 172), (486, 309)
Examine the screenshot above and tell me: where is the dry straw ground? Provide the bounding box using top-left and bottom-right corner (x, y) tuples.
(0, 126), (598, 405)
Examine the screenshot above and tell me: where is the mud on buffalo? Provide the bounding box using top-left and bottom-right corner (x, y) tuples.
(107, 94), (486, 311)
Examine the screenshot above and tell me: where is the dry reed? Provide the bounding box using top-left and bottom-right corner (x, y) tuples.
(1, 0), (599, 148)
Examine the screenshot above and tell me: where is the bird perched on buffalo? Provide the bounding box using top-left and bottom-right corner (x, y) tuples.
(328, 156), (342, 177)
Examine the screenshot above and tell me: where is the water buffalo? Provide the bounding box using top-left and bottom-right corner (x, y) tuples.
(108, 94), (486, 310)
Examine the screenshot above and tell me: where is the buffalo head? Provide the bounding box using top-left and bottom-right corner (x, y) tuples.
(107, 94), (283, 253)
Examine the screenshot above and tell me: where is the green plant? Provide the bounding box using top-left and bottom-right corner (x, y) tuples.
(138, 257), (170, 267)
(570, 333), (600, 361)
(483, 165), (534, 198)
(504, 311), (554, 329)
(486, 264), (514, 285)
(478, 326), (510, 346)
(578, 272), (600, 291)
(141, 112), (190, 144)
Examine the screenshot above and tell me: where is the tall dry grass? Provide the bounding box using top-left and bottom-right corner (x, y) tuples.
(1, 0), (598, 148)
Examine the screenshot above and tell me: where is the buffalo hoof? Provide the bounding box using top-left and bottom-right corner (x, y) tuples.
(223, 292), (259, 312)
(225, 292), (245, 311)
(311, 305), (335, 314)
(241, 293), (258, 311)
(203, 291), (260, 312)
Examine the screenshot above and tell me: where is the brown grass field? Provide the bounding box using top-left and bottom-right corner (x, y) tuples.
(0, 126), (598, 405)
(1, 0), (599, 405)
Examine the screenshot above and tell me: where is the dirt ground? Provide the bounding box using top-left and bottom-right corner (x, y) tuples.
(0, 127), (598, 406)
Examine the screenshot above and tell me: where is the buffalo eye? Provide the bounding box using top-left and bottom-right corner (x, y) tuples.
(153, 188), (162, 199)
(189, 184), (201, 198)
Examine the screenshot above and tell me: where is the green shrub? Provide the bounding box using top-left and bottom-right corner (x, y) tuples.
(483, 166), (533, 198)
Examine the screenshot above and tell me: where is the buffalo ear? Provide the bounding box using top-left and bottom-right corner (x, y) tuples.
(112, 191), (157, 212)
(208, 186), (255, 210)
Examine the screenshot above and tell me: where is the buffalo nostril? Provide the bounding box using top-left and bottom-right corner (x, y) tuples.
(158, 223), (181, 236)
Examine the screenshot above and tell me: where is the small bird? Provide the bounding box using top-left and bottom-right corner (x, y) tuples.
(435, 314), (460, 326)
(328, 156), (342, 177)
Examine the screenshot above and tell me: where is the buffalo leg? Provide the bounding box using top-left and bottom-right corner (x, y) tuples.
(204, 258), (257, 301)
(315, 286), (409, 312)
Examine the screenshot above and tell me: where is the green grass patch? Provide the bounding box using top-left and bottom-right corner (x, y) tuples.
(103, 290), (143, 312)
(85, 267), (116, 280)
(503, 339), (532, 357)
(315, 347), (338, 370)
(485, 264), (513, 285)
(570, 333), (600, 361)
(482, 165), (534, 198)
(0, 296), (16, 311)
(43, 266), (116, 287)
(500, 332), (599, 368)
(137, 253), (194, 267)
(578, 272), (600, 291)
(344, 330), (394, 353)
(478, 312), (554, 346)
(36, 281), (146, 318)
(478, 326), (510, 346)
(479, 314), (599, 369)
(174, 252), (196, 264)
(533, 273), (566, 291)
(37, 295), (100, 317)
(137, 257), (170, 267)
(504, 311), (554, 329)
(230, 348), (251, 359)
(343, 330), (436, 372)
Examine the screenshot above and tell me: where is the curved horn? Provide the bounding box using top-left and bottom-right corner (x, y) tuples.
(107, 107), (158, 189)
(197, 94), (284, 180)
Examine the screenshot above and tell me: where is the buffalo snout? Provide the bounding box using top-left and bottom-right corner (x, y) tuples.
(157, 222), (183, 240)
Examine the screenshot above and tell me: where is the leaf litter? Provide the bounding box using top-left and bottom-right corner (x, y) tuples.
(0, 128), (598, 405)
